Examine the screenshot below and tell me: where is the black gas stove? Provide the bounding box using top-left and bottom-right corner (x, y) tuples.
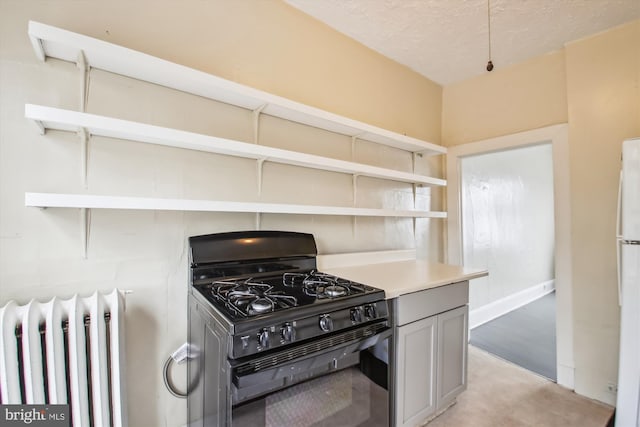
(187, 231), (391, 426)
(188, 230), (388, 359)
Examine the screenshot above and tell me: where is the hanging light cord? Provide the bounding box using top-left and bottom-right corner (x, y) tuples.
(486, 0), (494, 71)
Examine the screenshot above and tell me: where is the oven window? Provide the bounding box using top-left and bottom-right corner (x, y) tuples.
(232, 351), (388, 426)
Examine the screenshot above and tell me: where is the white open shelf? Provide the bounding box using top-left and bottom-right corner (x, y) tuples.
(25, 193), (447, 218)
(25, 21), (449, 239)
(28, 20), (446, 155)
(25, 104), (446, 187)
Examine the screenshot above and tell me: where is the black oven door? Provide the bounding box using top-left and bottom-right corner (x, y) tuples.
(231, 321), (391, 427)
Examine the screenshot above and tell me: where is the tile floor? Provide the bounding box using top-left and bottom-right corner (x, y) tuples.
(426, 346), (614, 427)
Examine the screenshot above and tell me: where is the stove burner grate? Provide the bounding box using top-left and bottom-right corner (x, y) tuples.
(283, 271), (367, 299)
(210, 279), (298, 317)
(199, 270), (376, 319)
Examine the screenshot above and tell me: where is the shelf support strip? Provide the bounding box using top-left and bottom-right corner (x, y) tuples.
(352, 174), (359, 238)
(352, 174), (358, 205)
(79, 127), (89, 187)
(80, 207), (91, 259)
(257, 159), (266, 196)
(253, 104), (267, 144)
(351, 134), (365, 160)
(351, 136), (357, 160)
(76, 50), (90, 113)
(412, 152), (420, 213)
(255, 212), (261, 231)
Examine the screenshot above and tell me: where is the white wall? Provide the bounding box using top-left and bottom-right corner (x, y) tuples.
(460, 144), (555, 309)
(0, 3), (445, 426)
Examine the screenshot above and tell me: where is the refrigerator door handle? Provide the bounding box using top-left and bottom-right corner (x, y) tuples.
(617, 238), (623, 306)
(617, 170), (623, 306)
(617, 170), (623, 240)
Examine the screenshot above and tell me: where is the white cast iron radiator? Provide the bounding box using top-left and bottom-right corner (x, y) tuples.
(0, 289), (127, 426)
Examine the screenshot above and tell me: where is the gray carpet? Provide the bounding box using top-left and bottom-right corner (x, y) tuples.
(470, 291), (557, 381)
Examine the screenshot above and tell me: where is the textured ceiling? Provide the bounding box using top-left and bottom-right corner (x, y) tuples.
(285, 0), (640, 86)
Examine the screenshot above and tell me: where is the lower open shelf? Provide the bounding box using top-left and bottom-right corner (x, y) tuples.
(25, 193), (447, 218)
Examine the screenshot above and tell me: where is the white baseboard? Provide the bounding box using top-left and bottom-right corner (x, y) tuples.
(556, 364), (575, 390)
(469, 279), (555, 330)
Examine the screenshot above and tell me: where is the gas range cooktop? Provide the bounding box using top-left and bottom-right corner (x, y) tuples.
(188, 230), (389, 359)
(193, 270), (381, 321)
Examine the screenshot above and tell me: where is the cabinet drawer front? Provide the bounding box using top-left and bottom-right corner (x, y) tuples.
(394, 281), (469, 326)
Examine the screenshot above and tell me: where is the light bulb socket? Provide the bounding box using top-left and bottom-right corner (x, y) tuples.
(486, 60), (494, 72)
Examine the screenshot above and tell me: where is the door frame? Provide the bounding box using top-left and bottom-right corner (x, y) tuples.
(445, 123), (574, 389)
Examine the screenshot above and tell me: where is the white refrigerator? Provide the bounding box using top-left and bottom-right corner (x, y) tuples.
(616, 137), (640, 427)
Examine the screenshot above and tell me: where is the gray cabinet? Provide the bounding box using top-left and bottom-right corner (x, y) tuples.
(436, 305), (468, 410)
(392, 281), (469, 427)
(395, 315), (438, 425)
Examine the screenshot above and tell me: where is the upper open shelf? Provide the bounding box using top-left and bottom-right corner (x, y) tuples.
(26, 104), (446, 187)
(28, 21), (446, 155)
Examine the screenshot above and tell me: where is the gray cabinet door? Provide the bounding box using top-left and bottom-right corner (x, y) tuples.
(395, 315), (437, 427)
(436, 305), (468, 410)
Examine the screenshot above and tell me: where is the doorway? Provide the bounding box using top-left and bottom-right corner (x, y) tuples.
(458, 143), (556, 380)
(446, 124), (575, 389)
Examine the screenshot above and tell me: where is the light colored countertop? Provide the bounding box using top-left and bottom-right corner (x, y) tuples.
(324, 260), (488, 299)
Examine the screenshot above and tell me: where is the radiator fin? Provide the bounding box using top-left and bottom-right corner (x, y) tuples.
(0, 290), (127, 427)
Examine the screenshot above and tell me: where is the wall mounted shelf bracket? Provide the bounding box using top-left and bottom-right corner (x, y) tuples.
(76, 50), (90, 113)
(78, 127), (89, 188)
(412, 152), (422, 174)
(256, 158), (266, 196)
(80, 207), (91, 259)
(255, 212), (261, 231)
(252, 104), (267, 144)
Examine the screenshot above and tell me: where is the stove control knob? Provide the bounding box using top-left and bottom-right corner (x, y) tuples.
(258, 328), (270, 348)
(280, 323), (296, 343)
(364, 304), (378, 319)
(350, 307), (363, 323)
(319, 315), (333, 332)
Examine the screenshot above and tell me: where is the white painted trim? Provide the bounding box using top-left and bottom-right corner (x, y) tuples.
(445, 123), (574, 389)
(549, 125), (575, 390)
(317, 249), (416, 270)
(446, 124), (568, 264)
(469, 280), (555, 329)
(28, 21), (445, 155)
(557, 364), (575, 390)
